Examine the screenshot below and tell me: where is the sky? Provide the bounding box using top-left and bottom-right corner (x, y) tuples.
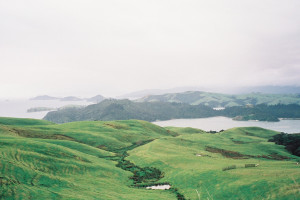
(1, 0), (300, 98)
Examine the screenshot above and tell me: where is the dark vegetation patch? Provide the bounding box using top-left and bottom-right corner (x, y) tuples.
(8, 127), (75, 141)
(205, 146), (248, 159)
(104, 122), (129, 130)
(166, 129), (180, 137)
(205, 146), (291, 160)
(222, 165), (236, 171)
(244, 131), (255, 136)
(230, 137), (254, 144)
(0, 176), (20, 186)
(269, 133), (300, 157)
(256, 153), (291, 160)
(169, 188), (186, 200)
(207, 129), (225, 134)
(245, 164), (257, 168)
(117, 160), (163, 184)
(232, 140), (247, 144)
(97, 145), (108, 151)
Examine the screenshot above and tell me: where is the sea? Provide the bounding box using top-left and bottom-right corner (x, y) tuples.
(0, 99), (92, 119)
(1, 99), (299, 133)
(153, 117), (300, 134)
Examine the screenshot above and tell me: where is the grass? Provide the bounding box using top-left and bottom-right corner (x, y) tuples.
(0, 118), (176, 200)
(1, 117), (300, 199)
(128, 127), (300, 200)
(0, 117), (54, 126)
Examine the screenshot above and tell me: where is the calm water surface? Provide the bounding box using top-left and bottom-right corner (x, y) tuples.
(153, 117), (300, 134)
(0, 99), (92, 119)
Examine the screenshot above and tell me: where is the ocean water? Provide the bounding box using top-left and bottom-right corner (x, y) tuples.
(0, 99), (92, 119)
(153, 116), (300, 134)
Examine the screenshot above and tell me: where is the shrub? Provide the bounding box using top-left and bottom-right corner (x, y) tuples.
(222, 165), (236, 171)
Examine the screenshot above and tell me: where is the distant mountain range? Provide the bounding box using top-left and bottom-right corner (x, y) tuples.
(30, 95), (60, 100)
(136, 91), (300, 107)
(119, 85), (300, 99)
(30, 95), (105, 103)
(117, 87), (207, 99)
(239, 86), (300, 94)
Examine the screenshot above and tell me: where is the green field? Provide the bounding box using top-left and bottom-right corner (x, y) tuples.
(1, 117), (300, 199)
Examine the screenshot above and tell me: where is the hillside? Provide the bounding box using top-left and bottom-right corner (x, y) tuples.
(0, 117), (178, 200)
(119, 86), (300, 99)
(221, 104), (300, 122)
(30, 94), (106, 103)
(1, 117), (300, 199)
(128, 127), (300, 199)
(43, 99), (300, 123)
(137, 91), (300, 107)
(43, 99), (215, 123)
(30, 95), (60, 100)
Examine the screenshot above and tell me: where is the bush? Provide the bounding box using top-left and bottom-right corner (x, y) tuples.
(222, 165), (236, 171)
(245, 164), (257, 168)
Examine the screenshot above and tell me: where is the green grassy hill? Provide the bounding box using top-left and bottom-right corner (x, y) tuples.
(0, 117), (177, 200)
(137, 91), (300, 107)
(128, 127), (300, 199)
(1, 117), (300, 199)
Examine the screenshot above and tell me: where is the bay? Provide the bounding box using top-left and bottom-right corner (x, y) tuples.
(153, 116), (300, 134)
(0, 99), (92, 119)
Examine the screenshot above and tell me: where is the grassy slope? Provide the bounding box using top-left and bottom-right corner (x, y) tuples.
(0, 118), (176, 200)
(128, 127), (300, 200)
(1, 117), (300, 200)
(0, 117), (54, 126)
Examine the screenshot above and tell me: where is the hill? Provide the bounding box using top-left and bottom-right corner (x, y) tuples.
(86, 95), (105, 103)
(0, 117), (177, 200)
(30, 95), (60, 100)
(128, 127), (300, 199)
(221, 104), (300, 122)
(43, 99), (300, 123)
(30, 95), (106, 103)
(119, 86), (300, 99)
(60, 96), (82, 101)
(43, 99), (215, 123)
(137, 91), (300, 107)
(1, 117), (300, 199)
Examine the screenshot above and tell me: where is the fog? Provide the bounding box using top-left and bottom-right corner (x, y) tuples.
(1, 0), (300, 98)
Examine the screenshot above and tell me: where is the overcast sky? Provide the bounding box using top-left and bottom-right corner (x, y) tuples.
(1, 0), (300, 98)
